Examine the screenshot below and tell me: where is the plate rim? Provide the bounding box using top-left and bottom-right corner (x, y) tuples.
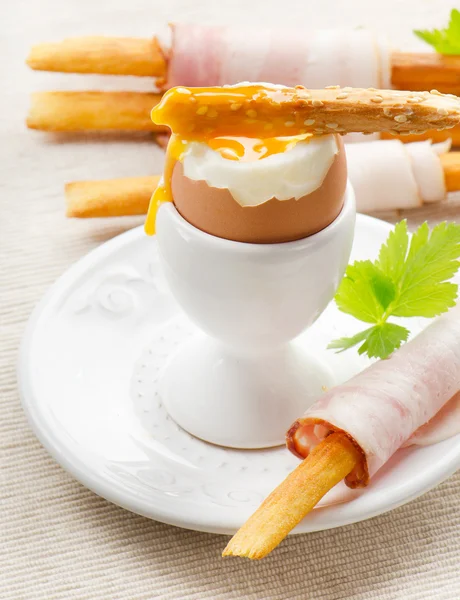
(17, 216), (460, 535)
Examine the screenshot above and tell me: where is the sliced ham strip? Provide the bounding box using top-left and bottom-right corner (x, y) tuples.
(287, 306), (460, 488)
(405, 140), (449, 203)
(167, 24), (225, 87)
(346, 139), (448, 212)
(345, 140), (421, 212)
(167, 24), (390, 89)
(405, 392), (460, 447)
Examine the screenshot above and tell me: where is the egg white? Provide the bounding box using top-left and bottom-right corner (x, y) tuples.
(181, 134), (339, 207)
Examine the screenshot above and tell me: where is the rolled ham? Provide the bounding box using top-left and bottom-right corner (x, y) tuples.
(287, 306), (460, 488)
(346, 139), (449, 212)
(167, 24), (391, 90)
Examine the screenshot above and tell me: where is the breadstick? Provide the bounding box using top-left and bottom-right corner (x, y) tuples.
(391, 52), (460, 95)
(27, 91), (165, 132)
(381, 128), (460, 145)
(27, 36), (167, 78)
(440, 152), (460, 193)
(66, 176), (159, 217)
(152, 85), (460, 138)
(222, 432), (361, 560)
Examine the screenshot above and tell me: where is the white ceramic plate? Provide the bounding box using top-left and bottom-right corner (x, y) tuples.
(18, 215), (460, 535)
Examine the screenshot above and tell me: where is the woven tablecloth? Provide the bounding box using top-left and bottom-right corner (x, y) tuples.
(2, 1), (460, 598)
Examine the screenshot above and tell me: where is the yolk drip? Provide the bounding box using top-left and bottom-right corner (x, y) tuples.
(145, 134), (184, 235)
(144, 133), (312, 235)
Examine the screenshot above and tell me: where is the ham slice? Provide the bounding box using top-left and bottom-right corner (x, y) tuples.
(346, 139), (448, 212)
(346, 140), (420, 212)
(405, 139), (450, 204)
(287, 306), (460, 488)
(405, 392), (460, 446)
(167, 24), (390, 89)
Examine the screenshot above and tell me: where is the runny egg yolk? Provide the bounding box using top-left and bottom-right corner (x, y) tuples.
(144, 133), (312, 235)
(208, 134), (311, 161)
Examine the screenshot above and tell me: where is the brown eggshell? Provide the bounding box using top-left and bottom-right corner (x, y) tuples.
(171, 135), (347, 244)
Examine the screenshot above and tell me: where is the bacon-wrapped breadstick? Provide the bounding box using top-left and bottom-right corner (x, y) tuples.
(224, 306), (460, 559)
(64, 143), (460, 218)
(27, 24), (460, 95)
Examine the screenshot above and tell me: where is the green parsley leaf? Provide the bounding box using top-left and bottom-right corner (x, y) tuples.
(369, 266), (396, 310)
(334, 261), (394, 323)
(328, 323), (409, 358)
(414, 9), (460, 54)
(392, 222), (460, 317)
(327, 327), (376, 353)
(391, 282), (458, 318)
(357, 323), (409, 359)
(329, 220), (460, 360)
(405, 221), (429, 264)
(377, 220), (409, 281)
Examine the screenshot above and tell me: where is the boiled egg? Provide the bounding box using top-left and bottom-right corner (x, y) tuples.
(168, 133), (347, 243)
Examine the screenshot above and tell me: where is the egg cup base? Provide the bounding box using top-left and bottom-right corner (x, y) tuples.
(159, 333), (335, 449)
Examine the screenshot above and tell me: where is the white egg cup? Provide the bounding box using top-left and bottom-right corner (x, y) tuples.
(155, 184), (356, 449)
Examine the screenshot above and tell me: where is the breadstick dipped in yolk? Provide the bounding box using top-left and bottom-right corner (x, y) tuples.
(150, 84), (460, 139)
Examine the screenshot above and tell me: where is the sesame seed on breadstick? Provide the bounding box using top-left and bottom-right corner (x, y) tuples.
(151, 84), (460, 138)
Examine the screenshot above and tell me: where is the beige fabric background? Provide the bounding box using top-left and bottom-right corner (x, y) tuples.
(2, 0), (460, 598)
